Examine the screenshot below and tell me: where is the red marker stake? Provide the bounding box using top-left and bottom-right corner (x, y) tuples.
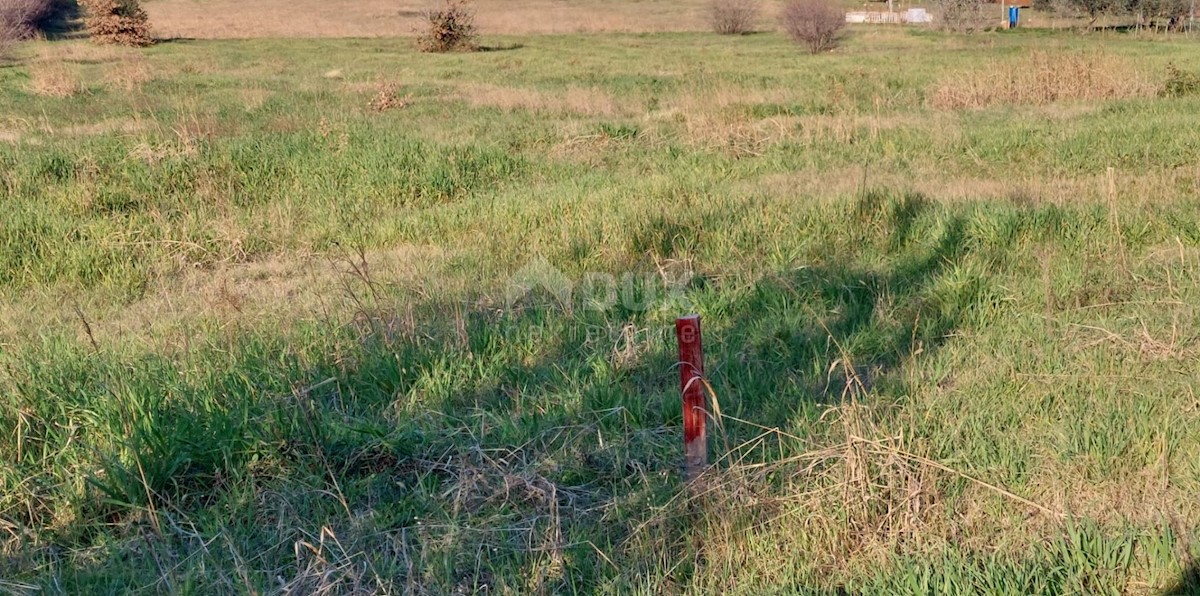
(676, 314), (707, 483)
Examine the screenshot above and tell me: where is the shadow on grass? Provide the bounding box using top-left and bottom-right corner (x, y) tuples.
(0, 190), (993, 591)
(715, 190), (969, 424)
(477, 42), (526, 52)
(1165, 565), (1200, 595)
(152, 37), (201, 45)
(39, 0), (84, 41)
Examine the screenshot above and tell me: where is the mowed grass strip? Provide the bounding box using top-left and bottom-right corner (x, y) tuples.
(1, 27), (1200, 592)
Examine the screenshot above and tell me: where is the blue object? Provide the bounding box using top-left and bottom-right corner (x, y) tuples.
(1008, 5), (1019, 28)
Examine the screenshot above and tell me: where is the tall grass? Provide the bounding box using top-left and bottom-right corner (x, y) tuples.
(930, 50), (1158, 109)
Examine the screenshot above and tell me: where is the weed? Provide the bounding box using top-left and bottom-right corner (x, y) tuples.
(367, 80), (411, 111)
(1161, 63), (1200, 98)
(931, 50), (1156, 109)
(417, 0), (477, 53)
(596, 121), (639, 140)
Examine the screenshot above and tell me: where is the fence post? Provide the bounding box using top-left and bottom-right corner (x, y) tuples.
(676, 314), (707, 483)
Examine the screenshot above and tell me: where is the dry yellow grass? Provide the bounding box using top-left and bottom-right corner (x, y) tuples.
(104, 51), (155, 91)
(931, 50), (1158, 109)
(650, 84), (798, 155)
(27, 58), (84, 97)
(750, 164), (1200, 206)
(367, 80), (412, 112)
(459, 82), (633, 116)
(24, 43), (150, 97)
(144, 0), (710, 38)
(0, 245), (450, 347)
(31, 41), (129, 63)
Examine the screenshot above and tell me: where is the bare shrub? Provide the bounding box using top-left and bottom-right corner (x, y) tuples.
(780, 0), (845, 54)
(456, 83), (631, 117)
(932, 0), (991, 32)
(0, 19), (18, 61)
(0, 0), (54, 37)
(0, 0), (54, 59)
(710, 0), (760, 34)
(79, 0), (153, 47)
(930, 51), (1157, 109)
(417, 0), (477, 53)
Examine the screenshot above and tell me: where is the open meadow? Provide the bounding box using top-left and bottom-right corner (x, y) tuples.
(2, 5), (1200, 592)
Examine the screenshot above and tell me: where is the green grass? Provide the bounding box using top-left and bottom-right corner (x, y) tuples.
(2, 27), (1200, 593)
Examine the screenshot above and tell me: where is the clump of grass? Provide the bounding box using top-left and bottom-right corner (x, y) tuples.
(0, 0), (54, 37)
(0, 18), (17, 61)
(104, 50), (154, 91)
(710, 0), (759, 34)
(27, 57), (84, 97)
(1161, 63), (1200, 98)
(416, 0), (477, 53)
(367, 80), (411, 112)
(596, 121), (639, 140)
(931, 50), (1156, 109)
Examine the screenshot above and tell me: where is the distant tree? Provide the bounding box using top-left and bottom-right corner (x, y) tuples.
(1063, 0), (1122, 27)
(79, 0), (153, 47)
(932, 0), (991, 32)
(1129, 0), (1191, 29)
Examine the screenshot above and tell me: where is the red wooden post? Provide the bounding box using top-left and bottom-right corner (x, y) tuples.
(676, 314), (707, 482)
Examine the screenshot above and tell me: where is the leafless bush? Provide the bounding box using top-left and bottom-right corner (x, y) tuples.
(0, 0), (54, 36)
(710, 0), (760, 34)
(780, 0), (845, 54)
(0, 19), (17, 61)
(417, 0), (477, 53)
(0, 0), (54, 59)
(79, 0), (153, 47)
(932, 0), (991, 32)
(0, 25), (16, 62)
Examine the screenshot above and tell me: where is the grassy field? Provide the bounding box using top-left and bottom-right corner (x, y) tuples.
(141, 0), (713, 38)
(139, 0), (1096, 39)
(2, 22), (1200, 593)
